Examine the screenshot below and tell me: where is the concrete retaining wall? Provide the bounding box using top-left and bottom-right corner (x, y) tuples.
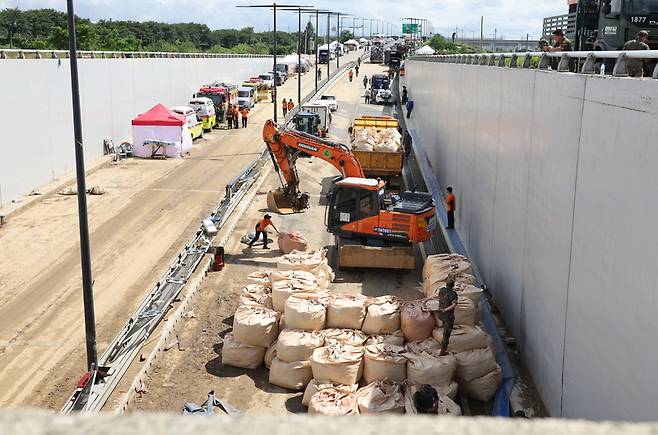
(406, 60), (658, 421)
(0, 56), (271, 205)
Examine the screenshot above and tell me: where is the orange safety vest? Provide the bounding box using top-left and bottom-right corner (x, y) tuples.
(241, 108), (249, 118)
(256, 218), (272, 231)
(282, 101), (288, 110)
(232, 107), (239, 116)
(287, 101), (294, 111)
(445, 193), (456, 212)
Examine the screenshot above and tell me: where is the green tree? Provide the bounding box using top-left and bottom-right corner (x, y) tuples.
(340, 30), (353, 43)
(0, 8), (26, 48)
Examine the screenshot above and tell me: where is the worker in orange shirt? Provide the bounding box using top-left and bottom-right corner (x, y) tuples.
(348, 69), (354, 82)
(232, 105), (240, 128)
(445, 187), (456, 229)
(241, 107), (249, 128)
(287, 100), (294, 113)
(248, 214), (279, 249)
(282, 98), (288, 117)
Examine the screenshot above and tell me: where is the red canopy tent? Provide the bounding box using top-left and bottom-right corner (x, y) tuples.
(132, 103), (185, 126)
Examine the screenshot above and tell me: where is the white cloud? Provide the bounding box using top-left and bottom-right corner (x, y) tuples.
(1, 0), (567, 39)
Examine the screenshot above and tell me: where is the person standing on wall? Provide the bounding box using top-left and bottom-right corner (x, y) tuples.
(435, 278), (458, 356)
(403, 130), (412, 156)
(445, 187), (456, 229)
(247, 214), (279, 249)
(623, 30), (650, 77)
(405, 99), (414, 119)
(401, 86), (408, 104)
(282, 98), (288, 117)
(241, 107), (249, 128)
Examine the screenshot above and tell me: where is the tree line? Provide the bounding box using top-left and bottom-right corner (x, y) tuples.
(0, 7), (329, 54)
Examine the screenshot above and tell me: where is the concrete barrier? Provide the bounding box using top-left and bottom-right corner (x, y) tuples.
(0, 56), (272, 206)
(406, 60), (658, 421)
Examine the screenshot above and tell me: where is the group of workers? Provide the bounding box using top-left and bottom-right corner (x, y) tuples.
(281, 98), (295, 117)
(218, 103), (249, 129)
(542, 28), (651, 77)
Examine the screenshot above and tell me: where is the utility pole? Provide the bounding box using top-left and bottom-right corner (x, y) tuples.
(315, 10), (319, 91)
(336, 12), (341, 69)
(480, 16), (484, 51)
(66, 0), (98, 373)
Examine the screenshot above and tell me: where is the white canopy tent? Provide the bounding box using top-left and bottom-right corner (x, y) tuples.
(416, 45), (436, 55)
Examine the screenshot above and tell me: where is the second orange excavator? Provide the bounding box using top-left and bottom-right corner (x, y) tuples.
(263, 119), (437, 268)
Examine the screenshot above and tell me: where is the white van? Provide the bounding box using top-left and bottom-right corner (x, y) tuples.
(237, 86), (256, 108)
(171, 106), (203, 140)
(188, 97), (216, 131)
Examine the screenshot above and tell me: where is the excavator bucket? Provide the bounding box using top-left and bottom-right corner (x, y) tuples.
(266, 188), (296, 215)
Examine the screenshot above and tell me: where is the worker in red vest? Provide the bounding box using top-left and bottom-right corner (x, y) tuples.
(248, 214), (279, 249)
(445, 187), (456, 229)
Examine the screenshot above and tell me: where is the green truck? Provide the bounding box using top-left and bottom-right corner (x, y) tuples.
(545, 0), (658, 51)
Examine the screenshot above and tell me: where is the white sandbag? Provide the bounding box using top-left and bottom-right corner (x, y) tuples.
(454, 347), (498, 382)
(405, 338), (442, 354)
(356, 381), (405, 414)
(222, 333), (264, 369)
(271, 280), (322, 312)
(240, 284), (273, 309)
(400, 301), (436, 342)
(270, 270), (318, 286)
(277, 231), (309, 254)
(277, 249), (328, 272)
(311, 344), (364, 385)
(423, 254), (471, 280)
(326, 294), (367, 330)
(364, 330), (405, 347)
(323, 328), (367, 347)
(406, 352), (457, 387)
(459, 366), (502, 402)
(302, 380), (358, 407)
(455, 283), (483, 307)
(284, 296), (326, 331)
(232, 305), (279, 348)
(362, 297), (400, 335)
(436, 381), (459, 401)
(308, 387), (360, 415)
(277, 329), (324, 362)
(269, 358), (313, 391)
(363, 344), (407, 384)
(452, 296), (477, 326)
(432, 325), (492, 353)
(247, 271), (271, 286)
(264, 340), (277, 368)
(403, 383), (462, 415)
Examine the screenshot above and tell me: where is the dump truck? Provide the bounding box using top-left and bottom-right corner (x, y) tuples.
(349, 115), (403, 186)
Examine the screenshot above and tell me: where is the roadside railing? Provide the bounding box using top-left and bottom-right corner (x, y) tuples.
(0, 48), (271, 60)
(410, 50), (658, 79)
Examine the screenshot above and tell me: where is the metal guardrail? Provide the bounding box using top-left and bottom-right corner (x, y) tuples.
(61, 150), (270, 414)
(410, 50), (658, 78)
(0, 48), (271, 60)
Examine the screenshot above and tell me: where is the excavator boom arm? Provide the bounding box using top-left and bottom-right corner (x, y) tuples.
(263, 119), (365, 190)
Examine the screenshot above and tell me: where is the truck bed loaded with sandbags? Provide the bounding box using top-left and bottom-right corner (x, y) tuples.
(350, 115), (404, 186)
(221, 246), (502, 415)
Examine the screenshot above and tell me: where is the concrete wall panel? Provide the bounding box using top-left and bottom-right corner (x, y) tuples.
(406, 60), (658, 420)
(0, 56), (271, 206)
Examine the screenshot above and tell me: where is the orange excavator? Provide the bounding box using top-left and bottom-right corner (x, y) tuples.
(263, 120), (436, 268)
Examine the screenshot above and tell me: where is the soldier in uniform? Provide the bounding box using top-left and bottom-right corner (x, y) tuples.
(624, 30), (650, 77)
(543, 29), (575, 72)
(435, 278), (459, 356)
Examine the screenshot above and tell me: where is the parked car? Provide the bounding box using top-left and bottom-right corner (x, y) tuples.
(188, 97), (216, 131)
(237, 86), (256, 108)
(172, 106), (203, 140)
(319, 94), (338, 112)
(258, 73), (275, 88)
(270, 70), (286, 85)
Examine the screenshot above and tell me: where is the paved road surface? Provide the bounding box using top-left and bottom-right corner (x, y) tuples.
(0, 50), (360, 408)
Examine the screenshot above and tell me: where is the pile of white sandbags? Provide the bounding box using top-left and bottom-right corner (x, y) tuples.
(351, 127), (402, 153)
(423, 254), (476, 297)
(277, 249), (335, 289)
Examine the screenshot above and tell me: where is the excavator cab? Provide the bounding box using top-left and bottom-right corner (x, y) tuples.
(326, 178), (436, 244)
(293, 112), (322, 137)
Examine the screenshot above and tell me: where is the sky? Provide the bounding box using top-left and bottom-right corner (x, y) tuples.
(1, 0), (568, 40)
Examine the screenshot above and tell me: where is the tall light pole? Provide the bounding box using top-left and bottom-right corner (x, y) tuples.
(66, 0), (98, 373)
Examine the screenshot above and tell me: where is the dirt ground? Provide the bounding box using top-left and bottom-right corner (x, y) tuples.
(0, 51), (359, 409)
(130, 60), (426, 414)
